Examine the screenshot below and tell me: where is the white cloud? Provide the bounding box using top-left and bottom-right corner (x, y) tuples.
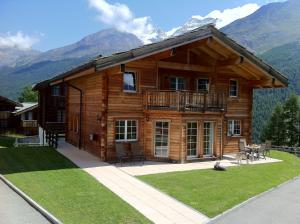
(192, 3), (260, 29)
(88, 0), (157, 44)
(0, 32), (41, 49)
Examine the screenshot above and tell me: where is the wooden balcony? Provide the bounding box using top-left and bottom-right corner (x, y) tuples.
(51, 96), (65, 108)
(0, 111), (11, 119)
(144, 91), (226, 112)
(21, 120), (38, 128)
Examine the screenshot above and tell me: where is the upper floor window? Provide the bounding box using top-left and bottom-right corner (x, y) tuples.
(57, 110), (65, 123)
(115, 120), (137, 141)
(123, 72), (137, 92)
(228, 120), (241, 136)
(52, 86), (60, 96)
(229, 80), (238, 97)
(170, 77), (185, 91)
(197, 78), (209, 92)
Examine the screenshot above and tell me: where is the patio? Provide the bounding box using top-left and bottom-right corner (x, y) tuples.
(117, 156), (282, 176)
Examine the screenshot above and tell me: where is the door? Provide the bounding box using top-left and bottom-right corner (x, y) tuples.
(203, 122), (214, 156)
(154, 121), (169, 157)
(187, 122), (198, 158)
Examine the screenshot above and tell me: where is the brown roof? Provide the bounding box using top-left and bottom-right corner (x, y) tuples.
(34, 25), (288, 90)
(0, 95), (22, 107)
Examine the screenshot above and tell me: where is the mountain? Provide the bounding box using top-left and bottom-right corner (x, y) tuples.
(0, 29), (142, 98)
(0, 47), (40, 67)
(221, 0), (300, 53)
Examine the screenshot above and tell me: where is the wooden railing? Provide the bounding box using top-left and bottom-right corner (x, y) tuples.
(0, 111), (11, 119)
(21, 120), (38, 128)
(144, 90), (226, 112)
(45, 122), (66, 134)
(51, 96), (65, 108)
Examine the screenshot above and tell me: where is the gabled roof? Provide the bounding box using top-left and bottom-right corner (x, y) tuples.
(13, 102), (38, 116)
(34, 25), (288, 89)
(0, 95), (22, 107)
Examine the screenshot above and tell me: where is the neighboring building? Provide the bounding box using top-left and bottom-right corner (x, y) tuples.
(34, 25), (288, 162)
(0, 96), (21, 133)
(13, 103), (38, 136)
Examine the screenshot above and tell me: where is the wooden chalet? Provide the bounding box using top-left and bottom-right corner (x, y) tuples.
(13, 103), (38, 136)
(0, 96), (21, 133)
(34, 25), (288, 162)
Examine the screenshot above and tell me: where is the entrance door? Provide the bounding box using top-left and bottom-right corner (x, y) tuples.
(187, 122), (198, 158)
(203, 122), (214, 156)
(154, 121), (169, 158)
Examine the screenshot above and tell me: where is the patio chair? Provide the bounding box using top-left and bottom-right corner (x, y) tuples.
(130, 142), (145, 164)
(265, 140), (272, 156)
(115, 143), (131, 166)
(257, 144), (267, 160)
(238, 142), (250, 164)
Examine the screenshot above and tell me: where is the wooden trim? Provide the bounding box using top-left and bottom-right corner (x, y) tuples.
(158, 61), (214, 73)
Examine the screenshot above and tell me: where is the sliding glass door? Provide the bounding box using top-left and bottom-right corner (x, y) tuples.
(154, 121), (169, 157)
(203, 122), (214, 156)
(187, 122), (198, 158)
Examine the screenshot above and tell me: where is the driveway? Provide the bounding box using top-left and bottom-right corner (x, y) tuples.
(0, 179), (50, 224)
(209, 177), (300, 224)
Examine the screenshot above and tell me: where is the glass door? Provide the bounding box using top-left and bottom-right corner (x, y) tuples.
(187, 122), (198, 158)
(203, 122), (214, 156)
(154, 121), (169, 157)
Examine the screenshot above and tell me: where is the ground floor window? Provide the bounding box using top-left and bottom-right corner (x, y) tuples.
(115, 120), (137, 141)
(228, 120), (241, 136)
(203, 122), (214, 156)
(154, 121), (169, 157)
(187, 122), (198, 158)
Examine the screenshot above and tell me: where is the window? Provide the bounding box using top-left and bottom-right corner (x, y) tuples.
(51, 86), (60, 96)
(57, 110), (65, 122)
(154, 121), (169, 157)
(170, 77), (185, 90)
(228, 120), (241, 136)
(187, 122), (198, 158)
(115, 120), (137, 141)
(123, 72), (137, 92)
(197, 78), (209, 92)
(229, 80), (238, 97)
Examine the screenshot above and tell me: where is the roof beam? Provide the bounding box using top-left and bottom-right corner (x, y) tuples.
(158, 61), (214, 73)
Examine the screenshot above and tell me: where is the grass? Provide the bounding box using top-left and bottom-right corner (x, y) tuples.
(0, 135), (16, 148)
(139, 151), (300, 218)
(0, 140), (150, 224)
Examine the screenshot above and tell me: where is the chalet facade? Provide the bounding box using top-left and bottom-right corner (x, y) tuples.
(34, 25), (288, 162)
(13, 103), (38, 136)
(0, 96), (21, 133)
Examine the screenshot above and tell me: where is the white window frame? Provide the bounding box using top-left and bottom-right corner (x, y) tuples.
(197, 78), (210, 92)
(115, 120), (138, 142)
(229, 79), (238, 97)
(228, 120), (242, 136)
(170, 76), (185, 91)
(154, 120), (170, 158)
(186, 121), (198, 159)
(123, 72), (137, 93)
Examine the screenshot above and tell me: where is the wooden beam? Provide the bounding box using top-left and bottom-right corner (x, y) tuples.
(217, 56), (244, 67)
(158, 61), (213, 73)
(197, 45), (225, 60)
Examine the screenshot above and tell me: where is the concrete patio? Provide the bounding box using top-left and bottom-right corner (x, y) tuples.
(118, 156), (282, 176)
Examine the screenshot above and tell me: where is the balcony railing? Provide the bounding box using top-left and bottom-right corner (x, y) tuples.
(51, 96), (65, 108)
(21, 120), (38, 128)
(144, 91), (226, 112)
(0, 111), (11, 119)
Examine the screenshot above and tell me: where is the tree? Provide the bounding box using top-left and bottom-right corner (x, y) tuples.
(283, 93), (300, 146)
(18, 86), (38, 103)
(261, 103), (286, 145)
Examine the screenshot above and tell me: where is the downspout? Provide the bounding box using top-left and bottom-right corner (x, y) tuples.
(63, 80), (83, 149)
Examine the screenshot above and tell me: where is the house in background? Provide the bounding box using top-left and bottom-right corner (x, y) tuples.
(13, 103), (38, 136)
(34, 25), (288, 162)
(0, 96), (21, 133)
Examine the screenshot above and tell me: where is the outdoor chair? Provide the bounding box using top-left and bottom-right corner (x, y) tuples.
(257, 144), (267, 160)
(115, 143), (131, 166)
(130, 142), (145, 164)
(237, 142), (250, 164)
(265, 140), (272, 156)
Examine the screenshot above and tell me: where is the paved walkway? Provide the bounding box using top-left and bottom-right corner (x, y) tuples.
(118, 157), (281, 176)
(57, 142), (209, 224)
(209, 177), (300, 224)
(0, 179), (50, 224)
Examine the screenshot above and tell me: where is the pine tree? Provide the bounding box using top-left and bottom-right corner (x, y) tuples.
(18, 86), (38, 103)
(283, 93), (300, 146)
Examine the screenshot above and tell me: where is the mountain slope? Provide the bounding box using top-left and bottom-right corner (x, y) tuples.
(222, 0), (300, 53)
(0, 47), (40, 67)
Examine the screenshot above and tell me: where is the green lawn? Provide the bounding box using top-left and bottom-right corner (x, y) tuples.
(139, 151), (300, 218)
(0, 135), (15, 148)
(0, 144), (150, 223)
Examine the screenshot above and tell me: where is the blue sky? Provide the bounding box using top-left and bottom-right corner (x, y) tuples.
(0, 0), (283, 51)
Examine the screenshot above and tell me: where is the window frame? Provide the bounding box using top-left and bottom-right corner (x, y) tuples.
(229, 79), (238, 97)
(197, 78), (210, 92)
(169, 76), (186, 91)
(154, 120), (170, 158)
(51, 85), (61, 96)
(227, 120), (242, 137)
(115, 120), (138, 142)
(123, 71), (137, 93)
